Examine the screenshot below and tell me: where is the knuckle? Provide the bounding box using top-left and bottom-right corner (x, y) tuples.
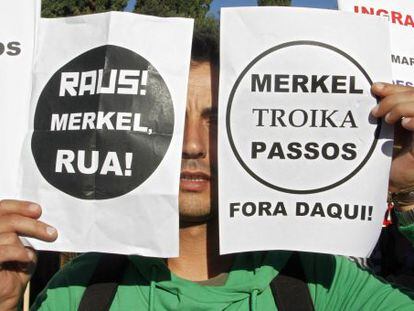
(0, 232), (19, 245)
(380, 97), (397, 112)
(392, 105), (404, 116)
(0, 215), (13, 231)
(382, 83), (392, 92)
(378, 97), (390, 108)
(7, 214), (20, 228)
(0, 245), (23, 262)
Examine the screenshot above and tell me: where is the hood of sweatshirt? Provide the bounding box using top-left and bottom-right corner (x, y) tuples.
(129, 250), (292, 310)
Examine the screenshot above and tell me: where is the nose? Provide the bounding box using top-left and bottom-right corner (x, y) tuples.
(182, 117), (207, 159)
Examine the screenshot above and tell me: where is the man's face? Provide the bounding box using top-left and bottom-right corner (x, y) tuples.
(179, 60), (218, 222)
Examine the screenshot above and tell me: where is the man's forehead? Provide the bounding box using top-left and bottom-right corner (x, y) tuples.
(190, 60), (218, 79)
(185, 61), (218, 116)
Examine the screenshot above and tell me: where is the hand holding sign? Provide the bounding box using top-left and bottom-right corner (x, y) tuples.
(0, 200), (57, 311)
(371, 83), (414, 192)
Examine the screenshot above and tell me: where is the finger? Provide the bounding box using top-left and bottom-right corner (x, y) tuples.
(402, 117), (414, 131)
(0, 232), (21, 246)
(371, 92), (414, 118)
(0, 200), (41, 219)
(372, 82), (414, 97)
(382, 102), (414, 124)
(0, 245), (33, 264)
(0, 214), (57, 242)
(0, 234), (37, 266)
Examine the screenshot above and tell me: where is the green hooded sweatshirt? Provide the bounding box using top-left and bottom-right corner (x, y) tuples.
(32, 225), (414, 311)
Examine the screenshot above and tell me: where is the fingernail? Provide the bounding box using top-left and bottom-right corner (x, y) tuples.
(402, 117), (412, 126)
(27, 249), (34, 260)
(374, 82), (385, 90)
(28, 203), (40, 212)
(385, 112), (392, 123)
(371, 105), (379, 116)
(46, 226), (57, 236)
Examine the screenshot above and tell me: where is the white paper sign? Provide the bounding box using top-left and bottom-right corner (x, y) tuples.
(0, 1), (40, 199)
(219, 7), (392, 257)
(16, 12), (193, 257)
(338, 0), (414, 86)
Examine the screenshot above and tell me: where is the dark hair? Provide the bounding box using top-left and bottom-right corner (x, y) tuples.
(191, 18), (219, 65)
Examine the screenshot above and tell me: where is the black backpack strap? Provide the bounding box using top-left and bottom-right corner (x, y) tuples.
(270, 252), (315, 311)
(78, 253), (129, 311)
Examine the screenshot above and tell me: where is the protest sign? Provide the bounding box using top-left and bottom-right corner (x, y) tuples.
(18, 12), (193, 256)
(0, 1), (40, 199)
(338, 0), (414, 86)
(218, 7), (392, 257)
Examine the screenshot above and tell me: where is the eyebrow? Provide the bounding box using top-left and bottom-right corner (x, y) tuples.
(201, 107), (218, 118)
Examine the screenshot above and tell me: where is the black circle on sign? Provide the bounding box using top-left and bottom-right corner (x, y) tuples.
(226, 40), (381, 194)
(32, 45), (174, 200)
